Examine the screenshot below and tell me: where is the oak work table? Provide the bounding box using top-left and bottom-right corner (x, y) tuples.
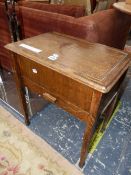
(5, 32), (130, 168)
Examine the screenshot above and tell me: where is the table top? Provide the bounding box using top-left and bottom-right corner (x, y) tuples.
(113, 2), (131, 15)
(5, 32), (130, 93)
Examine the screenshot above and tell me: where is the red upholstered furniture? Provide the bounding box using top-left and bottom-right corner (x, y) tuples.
(18, 1), (86, 17)
(0, 2), (85, 71)
(18, 4), (131, 49)
(77, 9), (131, 49)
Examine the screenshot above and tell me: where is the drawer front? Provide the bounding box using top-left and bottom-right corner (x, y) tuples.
(18, 56), (93, 112)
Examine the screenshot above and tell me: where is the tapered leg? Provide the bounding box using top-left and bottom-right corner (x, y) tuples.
(79, 122), (94, 168)
(11, 53), (30, 125)
(79, 91), (102, 168)
(16, 86), (30, 125)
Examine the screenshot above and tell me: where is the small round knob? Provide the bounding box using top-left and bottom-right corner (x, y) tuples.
(32, 68), (37, 74)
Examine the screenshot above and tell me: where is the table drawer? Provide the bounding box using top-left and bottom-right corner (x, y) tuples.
(18, 56), (93, 112)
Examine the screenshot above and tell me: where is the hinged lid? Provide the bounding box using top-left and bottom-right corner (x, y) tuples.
(5, 32), (130, 93)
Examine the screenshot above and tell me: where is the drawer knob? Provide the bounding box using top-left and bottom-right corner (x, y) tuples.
(43, 92), (56, 103)
(32, 68), (37, 74)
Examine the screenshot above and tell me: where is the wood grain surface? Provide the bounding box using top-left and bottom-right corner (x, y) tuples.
(5, 32), (129, 93)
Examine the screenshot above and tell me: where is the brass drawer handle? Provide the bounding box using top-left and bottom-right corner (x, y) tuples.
(43, 92), (56, 103)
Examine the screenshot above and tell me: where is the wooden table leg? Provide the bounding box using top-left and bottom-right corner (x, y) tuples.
(11, 53), (30, 125)
(79, 121), (94, 168)
(79, 91), (102, 168)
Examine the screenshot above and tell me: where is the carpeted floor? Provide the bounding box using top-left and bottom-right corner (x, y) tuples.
(0, 106), (83, 175)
